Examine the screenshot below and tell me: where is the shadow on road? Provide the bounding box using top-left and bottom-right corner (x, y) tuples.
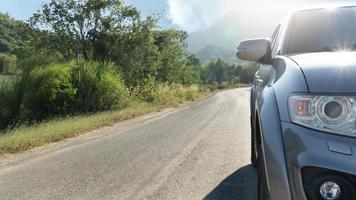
(203, 165), (257, 200)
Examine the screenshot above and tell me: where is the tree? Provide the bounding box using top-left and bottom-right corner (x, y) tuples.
(186, 54), (203, 84)
(111, 16), (161, 94)
(0, 13), (31, 72)
(239, 64), (259, 84)
(154, 29), (199, 85)
(0, 13), (29, 55)
(203, 58), (230, 84)
(29, 0), (141, 61)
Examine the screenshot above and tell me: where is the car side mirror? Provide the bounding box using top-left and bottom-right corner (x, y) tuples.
(236, 39), (272, 64)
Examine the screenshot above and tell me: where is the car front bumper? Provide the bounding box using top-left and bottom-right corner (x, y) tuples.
(281, 121), (356, 200)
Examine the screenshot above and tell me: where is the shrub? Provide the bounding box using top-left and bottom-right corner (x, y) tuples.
(0, 80), (21, 129)
(20, 61), (128, 121)
(0, 53), (17, 74)
(21, 64), (77, 121)
(71, 61), (128, 112)
(0, 61), (129, 130)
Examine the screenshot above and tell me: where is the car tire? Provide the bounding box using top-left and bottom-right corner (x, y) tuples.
(257, 142), (270, 200)
(250, 116), (257, 166)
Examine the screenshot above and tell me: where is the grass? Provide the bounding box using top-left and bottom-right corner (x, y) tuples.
(0, 85), (211, 156)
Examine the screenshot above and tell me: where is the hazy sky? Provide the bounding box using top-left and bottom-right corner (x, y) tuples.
(0, 0), (352, 32)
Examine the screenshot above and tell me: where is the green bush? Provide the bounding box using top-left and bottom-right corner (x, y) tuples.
(0, 61), (129, 130)
(20, 61), (128, 121)
(0, 80), (21, 129)
(0, 53), (17, 74)
(21, 64), (77, 121)
(71, 61), (128, 112)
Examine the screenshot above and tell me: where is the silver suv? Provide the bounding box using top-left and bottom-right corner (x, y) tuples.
(237, 5), (356, 200)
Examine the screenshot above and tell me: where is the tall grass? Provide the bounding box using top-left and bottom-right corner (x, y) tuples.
(150, 84), (209, 106)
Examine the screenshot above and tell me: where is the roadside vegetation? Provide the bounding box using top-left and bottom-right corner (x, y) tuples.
(0, 86), (209, 155)
(0, 0), (257, 155)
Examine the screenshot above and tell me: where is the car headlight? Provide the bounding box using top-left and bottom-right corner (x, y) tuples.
(289, 95), (356, 136)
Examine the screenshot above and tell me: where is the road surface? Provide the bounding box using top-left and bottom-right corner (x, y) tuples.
(0, 88), (256, 200)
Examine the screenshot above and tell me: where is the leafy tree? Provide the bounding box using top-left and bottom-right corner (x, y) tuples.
(0, 13), (29, 55)
(155, 30), (187, 84)
(0, 13), (31, 72)
(30, 0), (141, 61)
(111, 16), (160, 94)
(201, 59), (258, 85)
(185, 54), (203, 84)
(203, 58), (230, 84)
(239, 64), (259, 84)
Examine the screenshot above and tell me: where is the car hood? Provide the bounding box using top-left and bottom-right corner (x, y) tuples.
(288, 52), (356, 93)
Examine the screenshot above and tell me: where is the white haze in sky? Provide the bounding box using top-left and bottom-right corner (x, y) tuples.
(167, 0), (351, 32)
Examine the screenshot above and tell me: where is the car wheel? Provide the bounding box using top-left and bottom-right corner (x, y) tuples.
(257, 142), (270, 200)
(250, 116), (257, 166)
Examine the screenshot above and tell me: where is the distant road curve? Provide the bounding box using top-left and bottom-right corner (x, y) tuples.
(0, 88), (256, 200)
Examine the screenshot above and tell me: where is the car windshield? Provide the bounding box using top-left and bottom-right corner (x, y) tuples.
(286, 7), (356, 54)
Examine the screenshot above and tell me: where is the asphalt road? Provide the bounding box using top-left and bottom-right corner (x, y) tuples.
(0, 88), (256, 200)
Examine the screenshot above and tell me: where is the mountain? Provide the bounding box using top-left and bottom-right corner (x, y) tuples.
(196, 45), (237, 64)
(187, 9), (284, 55)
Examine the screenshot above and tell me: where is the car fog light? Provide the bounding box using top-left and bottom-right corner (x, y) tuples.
(320, 181), (341, 200)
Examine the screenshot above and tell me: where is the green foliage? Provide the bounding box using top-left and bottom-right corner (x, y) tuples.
(19, 52), (64, 70)
(71, 61), (128, 112)
(21, 64), (77, 120)
(0, 38), (12, 53)
(29, 1), (200, 93)
(0, 80), (21, 129)
(0, 60), (128, 127)
(201, 58), (258, 85)
(185, 54), (204, 84)
(0, 53), (17, 74)
(0, 13), (29, 56)
(154, 30), (189, 84)
(239, 64), (259, 83)
(29, 0), (141, 61)
(203, 59), (233, 85)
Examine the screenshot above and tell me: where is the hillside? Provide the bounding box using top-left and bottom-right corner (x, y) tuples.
(196, 45), (237, 64)
(187, 9), (282, 53)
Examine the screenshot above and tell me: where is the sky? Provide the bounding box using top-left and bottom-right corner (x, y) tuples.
(0, 0), (353, 32)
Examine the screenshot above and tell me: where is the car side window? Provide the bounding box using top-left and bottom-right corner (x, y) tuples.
(271, 25), (281, 57)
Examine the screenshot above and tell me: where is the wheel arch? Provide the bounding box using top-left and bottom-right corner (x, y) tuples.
(256, 87), (292, 200)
